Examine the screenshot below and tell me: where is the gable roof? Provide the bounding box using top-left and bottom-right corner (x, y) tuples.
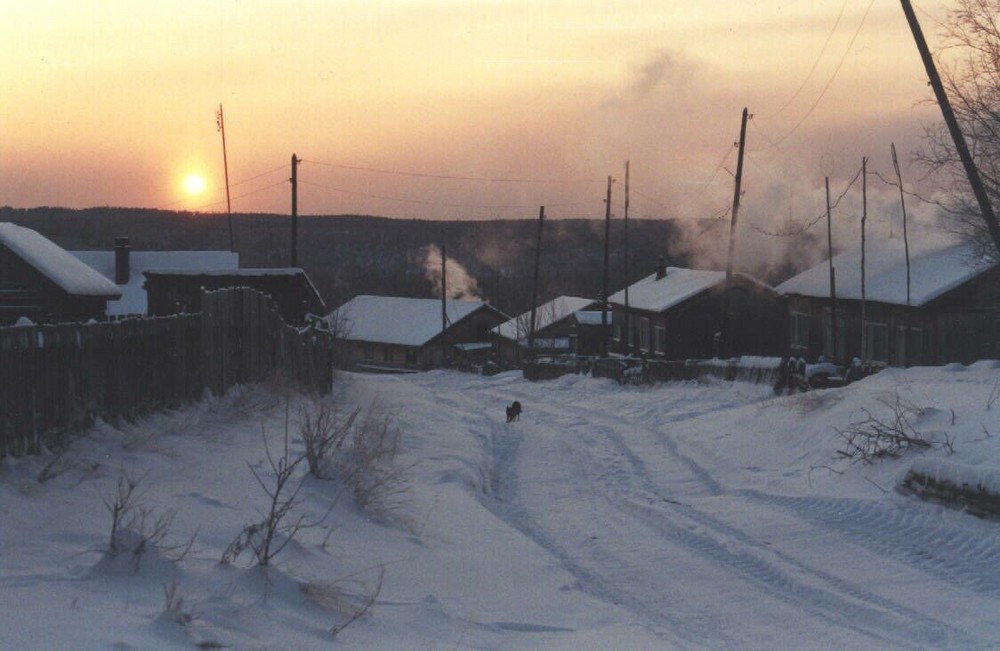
(775, 238), (996, 307)
(492, 295), (598, 342)
(609, 267), (767, 313)
(328, 295), (499, 347)
(0, 223), (121, 298)
(72, 250), (238, 315)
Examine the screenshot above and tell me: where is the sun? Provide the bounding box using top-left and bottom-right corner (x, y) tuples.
(182, 173), (207, 196)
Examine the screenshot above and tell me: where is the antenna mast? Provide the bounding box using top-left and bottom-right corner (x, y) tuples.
(217, 104), (234, 252)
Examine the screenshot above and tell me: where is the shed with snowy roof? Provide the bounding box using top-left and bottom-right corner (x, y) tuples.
(776, 238), (999, 365)
(490, 295), (601, 365)
(326, 295), (509, 371)
(0, 223), (122, 324)
(608, 258), (783, 360)
(71, 237), (239, 317)
(143, 268), (326, 326)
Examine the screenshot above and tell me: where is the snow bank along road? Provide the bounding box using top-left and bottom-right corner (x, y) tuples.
(358, 367), (1000, 649)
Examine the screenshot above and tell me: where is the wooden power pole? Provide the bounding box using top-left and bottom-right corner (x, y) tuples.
(900, 0), (1000, 259)
(722, 107), (749, 358)
(290, 153), (299, 267)
(601, 175), (612, 356)
(826, 177), (838, 363)
(529, 206), (545, 358)
(622, 160), (632, 355)
(217, 104), (234, 252)
(441, 244), (448, 365)
(861, 156), (868, 360)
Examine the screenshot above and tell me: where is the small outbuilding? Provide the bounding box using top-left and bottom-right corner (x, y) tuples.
(327, 295), (509, 371)
(490, 295), (600, 366)
(144, 268), (326, 326)
(0, 223), (122, 324)
(609, 259), (783, 360)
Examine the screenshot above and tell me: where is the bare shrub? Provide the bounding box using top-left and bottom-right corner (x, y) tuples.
(835, 394), (935, 463)
(162, 577), (193, 626)
(302, 401), (406, 513)
(299, 402), (360, 479)
(222, 424), (310, 568)
(102, 469), (181, 569)
(301, 566), (386, 637)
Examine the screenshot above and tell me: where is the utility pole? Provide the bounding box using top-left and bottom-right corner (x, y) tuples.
(622, 160), (632, 355)
(861, 156), (868, 360)
(601, 175), (612, 357)
(722, 107), (749, 358)
(826, 177), (838, 363)
(900, 0), (1000, 259)
(529, 206), (545, 359)
(290, 153), (299, 267)
(891, 143), (912, 309)
(441, 244), (448, 366)
(217, 104), (234, 252)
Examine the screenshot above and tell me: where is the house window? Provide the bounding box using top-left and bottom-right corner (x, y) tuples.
(613, 321), (621, 342)
(790, 312), (810, 350)
(864, 323), (888, 362)
(653, 325), (666, 354)
(639, 317), (651, 351)
(363, 344), (374, 361)
(894, 325), (924, 367)
(405, 349), (417, 365)
(383, 345), (393, 363)
(822, 307), (846, 360)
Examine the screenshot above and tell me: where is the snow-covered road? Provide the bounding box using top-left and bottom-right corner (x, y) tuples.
(361, 367), (1000, 649)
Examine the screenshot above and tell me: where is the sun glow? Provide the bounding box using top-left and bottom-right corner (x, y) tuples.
(182, 173), (207, 196)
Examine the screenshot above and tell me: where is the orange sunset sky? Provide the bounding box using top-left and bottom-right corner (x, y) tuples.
(0, 1), (959, 233)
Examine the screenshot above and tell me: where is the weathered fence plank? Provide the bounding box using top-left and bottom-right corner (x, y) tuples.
(0, 287), (332, 458)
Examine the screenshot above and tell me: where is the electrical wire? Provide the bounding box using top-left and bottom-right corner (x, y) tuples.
(745, 164), (864, 237)
(299, 158), (604, 185)
(756, 0), (851, 121)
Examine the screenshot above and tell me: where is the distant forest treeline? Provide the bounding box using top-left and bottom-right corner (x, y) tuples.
(1, 206), (804, 317)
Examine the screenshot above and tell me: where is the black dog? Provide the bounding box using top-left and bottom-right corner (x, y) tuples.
(505, 400), (522, 423)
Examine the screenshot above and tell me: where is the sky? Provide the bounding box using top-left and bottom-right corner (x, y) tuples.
(0, 1), (960, 237)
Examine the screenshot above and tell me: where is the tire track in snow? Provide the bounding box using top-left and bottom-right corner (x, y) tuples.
(470, 379), (991, 648)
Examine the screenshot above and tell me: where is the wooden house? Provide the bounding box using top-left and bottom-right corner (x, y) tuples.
(490, 296), (600, 366)
(608, 259), (783, 360)
(72, 237), (238, 317)
(0, 223), (122, 324)
(776, 238), (999, 366)
(327, 295), (509, 371)
(144, 268), (325, 326)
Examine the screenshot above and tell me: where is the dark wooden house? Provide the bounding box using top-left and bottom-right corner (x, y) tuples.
(608, 260), (783, 360)
(144, 268), (325, 326)
(0, 223), (122, 324)
(776, 238), (999, 366)
(490, 296), (600, 366)
(326, 295), (509, 371)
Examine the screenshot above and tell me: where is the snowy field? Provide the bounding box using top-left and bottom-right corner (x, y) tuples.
(2, 362), (1000, 649)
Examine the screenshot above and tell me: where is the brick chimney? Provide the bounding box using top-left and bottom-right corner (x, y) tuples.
(114, 237), (130, 284)
(655, 255), (666, 280)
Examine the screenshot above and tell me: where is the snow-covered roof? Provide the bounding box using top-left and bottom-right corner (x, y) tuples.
(0, 223), (122, 298)
(492, 296), (597, 342)
(775, 238), (996, 306)
(609, 267), (761, 313)
(573, 309), (611, 326)
(72, 250), (238, 315)
(327, 295), (495, 347)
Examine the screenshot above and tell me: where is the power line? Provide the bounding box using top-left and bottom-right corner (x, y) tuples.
(746, 164), (864, 237)
(192, 179), (289, 212)
(299, 158), (604, 185)
(753, 0), (877, 149)
(756, 0), (851, 121)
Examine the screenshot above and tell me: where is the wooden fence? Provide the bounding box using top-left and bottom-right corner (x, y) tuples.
(0, 287), (333, 458)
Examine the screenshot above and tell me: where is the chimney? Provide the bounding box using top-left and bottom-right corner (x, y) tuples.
(114, 237), (130, 285)
(655, 255), (666, 280)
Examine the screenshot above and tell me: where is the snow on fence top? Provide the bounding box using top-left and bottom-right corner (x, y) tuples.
(0, 223), (122, 297)
(776, 238), (996, 306)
